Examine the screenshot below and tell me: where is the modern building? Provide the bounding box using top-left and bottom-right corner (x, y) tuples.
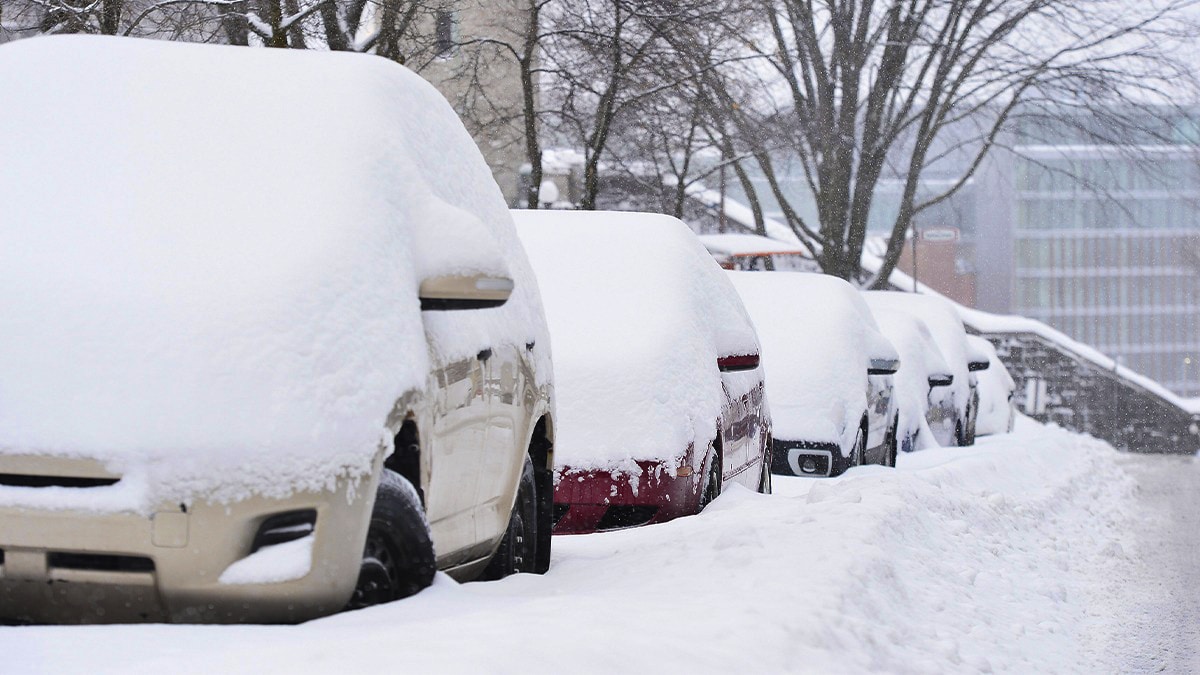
(974, 129), (1200, 397)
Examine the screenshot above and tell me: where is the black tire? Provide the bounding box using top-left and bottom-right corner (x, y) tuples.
(955, 421), (967, 447)
(347, 470), (435, 610)
(479, 456), (538, 580)
(698, 450), (722, 511)
(852, 428), (867, 467)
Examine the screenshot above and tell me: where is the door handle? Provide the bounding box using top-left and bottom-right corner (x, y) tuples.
(477, 348), (493, 362)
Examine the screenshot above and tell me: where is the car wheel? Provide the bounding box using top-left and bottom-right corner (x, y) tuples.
(698, 450), (722, 511)
(955, 421), (967, 447)
(853, 428), (867, 467)
(479, 456), (538, 580)
(347, 470), (436, 610)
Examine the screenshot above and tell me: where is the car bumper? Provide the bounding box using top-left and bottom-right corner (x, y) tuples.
(0, 465), (376, 624)
(771, 439), (846, 477)
(552, 459), (702, 535)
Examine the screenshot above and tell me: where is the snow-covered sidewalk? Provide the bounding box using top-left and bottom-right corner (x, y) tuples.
(7, 420), (1143, 673)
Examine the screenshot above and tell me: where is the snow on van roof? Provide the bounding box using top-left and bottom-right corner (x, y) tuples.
(0, 36), (545, 509)
(863, 292), (973, 418)
(727, 271), (890, 449)
(869, 307), (952, 448)
(514, 210), (758, 471)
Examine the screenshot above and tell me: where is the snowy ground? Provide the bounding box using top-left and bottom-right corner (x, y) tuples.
(6, 418), (1194, 674)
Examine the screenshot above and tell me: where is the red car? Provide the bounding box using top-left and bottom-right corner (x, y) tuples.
(514, 210), (772, 534)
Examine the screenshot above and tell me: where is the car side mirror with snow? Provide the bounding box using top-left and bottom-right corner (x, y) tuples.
(967, 359), (990, 372)
(868, 357), (900, 376)
(419, 274), (513, 311)
(928, 373), (954, 388)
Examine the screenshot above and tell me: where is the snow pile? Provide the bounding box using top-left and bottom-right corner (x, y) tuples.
(969, 336), (1017, 436)
(0, 36), (549, 509)
(727, 272), (894, 451)
(514, 211), (758, 472)
(1, 422), (1144, 673)
(869, 307), (952, 449)
(864, 291), (973, 419)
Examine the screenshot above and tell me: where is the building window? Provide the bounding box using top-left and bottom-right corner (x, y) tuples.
(435, 10), (457, 57)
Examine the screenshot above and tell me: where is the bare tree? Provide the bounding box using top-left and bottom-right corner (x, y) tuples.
(715, 0), (1200, 284)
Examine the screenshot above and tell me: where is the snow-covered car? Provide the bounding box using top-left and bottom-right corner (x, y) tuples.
(968, 336), (1017, 436)
(868, 308), (957, 453)
(729, 272), (900, 476)
(0, 36), (556, 624)
(514, 211), (770, 534)
(862, 292), (989, 447)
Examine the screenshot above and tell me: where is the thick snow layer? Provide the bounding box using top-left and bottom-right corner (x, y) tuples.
(218, 535), (315, 586)
(969, 336), (1017, 436)
(2, 421), (1149, 673)
(0, 36), (549, 509)
(513, 210), (758, 470)
(727, 272), (893, 450)
(864, 291), (973, 419)
(870, 307), (952, 449)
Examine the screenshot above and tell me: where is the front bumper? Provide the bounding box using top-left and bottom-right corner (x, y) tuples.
(552, 459), (702, 535)
(0, 461), (376, 624)
(771, 439), (845, 477)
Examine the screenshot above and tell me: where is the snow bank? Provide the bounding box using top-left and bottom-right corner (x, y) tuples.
(969, 336), (1017, 436)
(513, 210), (758, 471)
(2, 422), (1143, 673)
(0, 36), (549, 509)
(864, 292), (973, 420)
(870, 307), (952, 449)
(727, 272), (893, 450)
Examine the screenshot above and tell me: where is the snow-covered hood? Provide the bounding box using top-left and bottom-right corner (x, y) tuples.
(0, 37), (549, 508)
(515, 211), (759, 471)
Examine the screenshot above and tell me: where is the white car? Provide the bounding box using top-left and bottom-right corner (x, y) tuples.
(868, 308), (957, 453)
(968, 336), (1017, 436)
(862, 292), (989, 447)
(0, 36), (555, 624)
(730, 272), (900, 476)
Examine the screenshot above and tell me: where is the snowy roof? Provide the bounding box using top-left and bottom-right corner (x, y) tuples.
(728, 271), (894, 447)
(0, 36), (547, 508)
(513, 210), (759, 471)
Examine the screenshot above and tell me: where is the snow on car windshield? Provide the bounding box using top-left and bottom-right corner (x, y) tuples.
(514, 210), (758, 472)
(0, 36), (547, 510)
(727, 271), (882, 448)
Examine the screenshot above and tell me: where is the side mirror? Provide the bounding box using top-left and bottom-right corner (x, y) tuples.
(928, 373), (954, 388)
(967, 360), (990, 372)
(868, 357), (900, 376)
(419, 274), (513, 311)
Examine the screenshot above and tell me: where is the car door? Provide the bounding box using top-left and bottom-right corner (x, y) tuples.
(473, 341), (531, 548)
(425, 349), (490, 564)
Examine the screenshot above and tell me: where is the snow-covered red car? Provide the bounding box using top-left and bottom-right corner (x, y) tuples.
(863, 292), (989, 446)
(514, 211), (770, 534)
(729, 272), (901, 476)
(0, 36), (555, 624)
(968, 336), (1017, 436)
(868, 307), (957, 453)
